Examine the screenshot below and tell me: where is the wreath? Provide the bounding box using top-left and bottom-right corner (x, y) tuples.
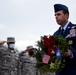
(34, 35), (71, 73)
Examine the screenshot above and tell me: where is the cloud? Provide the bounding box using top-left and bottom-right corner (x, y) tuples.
(0, 24), (5, 30)
(15, 40), (36, 51)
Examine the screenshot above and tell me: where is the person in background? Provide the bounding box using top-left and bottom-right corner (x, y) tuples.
(19, 45), (40, 75)
(53, 3), (76, 75)
(0, 40), (7, 73)
(0, 37), (20, 75)
(0, 40), (7, 52)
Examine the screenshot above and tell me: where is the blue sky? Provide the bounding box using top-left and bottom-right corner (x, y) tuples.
(0, 0), (76, 51)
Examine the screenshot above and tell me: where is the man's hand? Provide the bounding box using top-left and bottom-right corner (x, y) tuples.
(0, 41), (7, 45)
(65, 49), (73, 57)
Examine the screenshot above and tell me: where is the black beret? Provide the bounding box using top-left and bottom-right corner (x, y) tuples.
(54, 4), (68, 12)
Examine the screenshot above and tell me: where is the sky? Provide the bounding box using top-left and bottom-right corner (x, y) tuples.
(0, 0), (76, 52)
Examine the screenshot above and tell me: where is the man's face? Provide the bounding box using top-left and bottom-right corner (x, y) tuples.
(55, 10), (68, 26)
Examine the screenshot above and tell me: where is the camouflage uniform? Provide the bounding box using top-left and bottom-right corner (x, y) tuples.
(0, 37), (20, 75)
(0, 45), (20, 75)
(19, 52), (39, 75)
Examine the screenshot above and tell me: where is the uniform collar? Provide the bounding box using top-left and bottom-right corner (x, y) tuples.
(61, 21), (70, 30)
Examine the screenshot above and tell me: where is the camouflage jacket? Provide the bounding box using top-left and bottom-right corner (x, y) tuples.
(0, 45), (20, 75)
(19, 52), (40, 75)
